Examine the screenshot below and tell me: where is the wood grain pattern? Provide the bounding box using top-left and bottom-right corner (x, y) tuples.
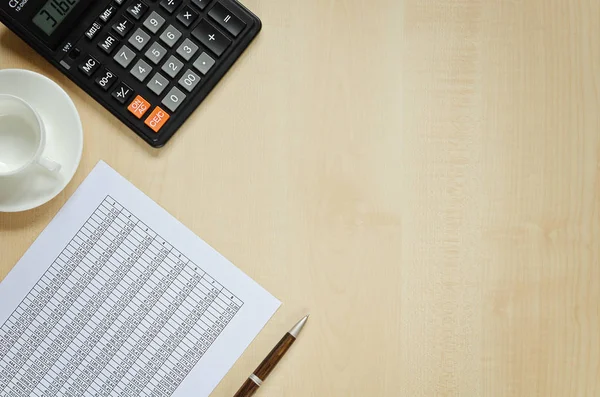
(1, 0), (600, 395)
(233, 379), (259, 397)
(253, 333), (296, 381)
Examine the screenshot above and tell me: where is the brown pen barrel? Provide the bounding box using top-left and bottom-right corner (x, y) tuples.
(233, 333), (296, 397)
(233, 379), (260, 397)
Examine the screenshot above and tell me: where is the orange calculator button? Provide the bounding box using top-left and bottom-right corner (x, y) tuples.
(144, 107), (170, 133)
(127, 95), (151, 119)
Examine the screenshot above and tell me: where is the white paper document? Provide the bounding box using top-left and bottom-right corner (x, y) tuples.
(0, 161), (280, 396)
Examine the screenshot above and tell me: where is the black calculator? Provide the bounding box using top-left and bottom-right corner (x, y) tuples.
(0, 0), (261, 147)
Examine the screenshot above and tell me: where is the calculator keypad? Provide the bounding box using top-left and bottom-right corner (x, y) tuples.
(111, 82), (134, 104)
(177, 6), (199, 27)
(193, 52), (215, 75)
(159, 25), (182, 47)
(112, 16), (135, 38)
(178, 69), (201, 92)
(160, 0), (184, 14)
(143, 11), (166, 33)
(98, 33), (120, 55)
(129, 28), (151, 50)
(208, 2), (245, 36)
(147, 73), (169, 95)
(176, 38), (199, 60)
(69, 0), (260, 144)
(114, 45), (136, 68)
(162, 55), (184, 78)
(131, 59), (153, 82)
(162, 87), (186, 112)
(127, 2), (148, 20)
(192, 19), (230, 56)
(145, 42), (168, 64)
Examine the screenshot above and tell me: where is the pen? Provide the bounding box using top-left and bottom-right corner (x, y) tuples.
(233, 315), (309, 397)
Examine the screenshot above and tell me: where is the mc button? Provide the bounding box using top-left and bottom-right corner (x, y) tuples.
(78, 55), (101, 77)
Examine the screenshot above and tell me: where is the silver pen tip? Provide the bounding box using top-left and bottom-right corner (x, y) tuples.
(288, 315), (309, 338)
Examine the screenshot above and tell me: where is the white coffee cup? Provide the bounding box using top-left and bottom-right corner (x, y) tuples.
(0, 94), (61, 177)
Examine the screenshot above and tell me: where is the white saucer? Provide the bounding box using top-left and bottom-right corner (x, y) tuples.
(0, 69), (83, 212)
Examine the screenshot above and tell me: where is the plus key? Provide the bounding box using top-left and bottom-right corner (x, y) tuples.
(191, 19), (231, 57)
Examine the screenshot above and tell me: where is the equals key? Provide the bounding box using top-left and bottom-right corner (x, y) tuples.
(208, 2), (246, 37)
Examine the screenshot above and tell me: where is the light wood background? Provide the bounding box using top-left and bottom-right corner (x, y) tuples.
(1, 0), (600, 395)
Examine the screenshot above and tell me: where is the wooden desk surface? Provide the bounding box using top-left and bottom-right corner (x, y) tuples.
(1, 0), (599, 395)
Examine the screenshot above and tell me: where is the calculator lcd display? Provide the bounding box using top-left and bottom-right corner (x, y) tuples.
(32, 0), (81, 35)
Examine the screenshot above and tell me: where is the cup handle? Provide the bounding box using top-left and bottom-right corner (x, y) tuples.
(36, 157), (62, 174)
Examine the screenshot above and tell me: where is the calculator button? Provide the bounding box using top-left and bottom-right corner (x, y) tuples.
(143, 11), (166, 34)
(160, 0), (183, 14)
(114, 45), (136, 68)
(78, 55), (101, 77)
(111, 82), (134, 104)
(144, 107), (170, 133)
(114, 0), (126, 4)
(178, 69), (201, 92)
(176, 6), (198, 27)
(191, 19), (231, 57)
(112, 16), (134, 38)
(128, 95), (151, 119)
(147, 73), (169, 95)
(176, 39), (199, 61)
(192, 52), (215, 75)
(98, 33), (120, 55)
(208, 2), (245, 37)
(130, 59), (153, 82)
(161, 55), (184, 78)
(99, 4), (117, 23)
(85, 21), (102, 40)
(95, 68), (118, 92)
(191, 0), (210, 10)
(127, 1), (148, 20)
(159, 25), (182, 48)
(145, 42), (167, 65)
(161, 87), (186, 112)
(128, 28), (151, 51)
(68, 48), (81, 60)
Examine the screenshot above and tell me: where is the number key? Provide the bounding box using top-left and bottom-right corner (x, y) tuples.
(161, 55), (184, 78)
(178, 69), (201, 92)
(130, 59), (153, 82)
(128, 28), (151, 51)
(161, 87), (186, 112)
(145, 42), (167, 65)
(159, 25), (182, 48)
(143, 11), (166, 34)
(147, 73), (169, 95)
(114, 45), (136, 68)
(176, 38), (198, 61)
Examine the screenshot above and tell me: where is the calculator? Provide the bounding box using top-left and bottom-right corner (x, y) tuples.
(0, 0), (261, 147)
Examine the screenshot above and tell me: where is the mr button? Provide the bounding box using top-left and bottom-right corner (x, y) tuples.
(144, 107), (170, 133)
